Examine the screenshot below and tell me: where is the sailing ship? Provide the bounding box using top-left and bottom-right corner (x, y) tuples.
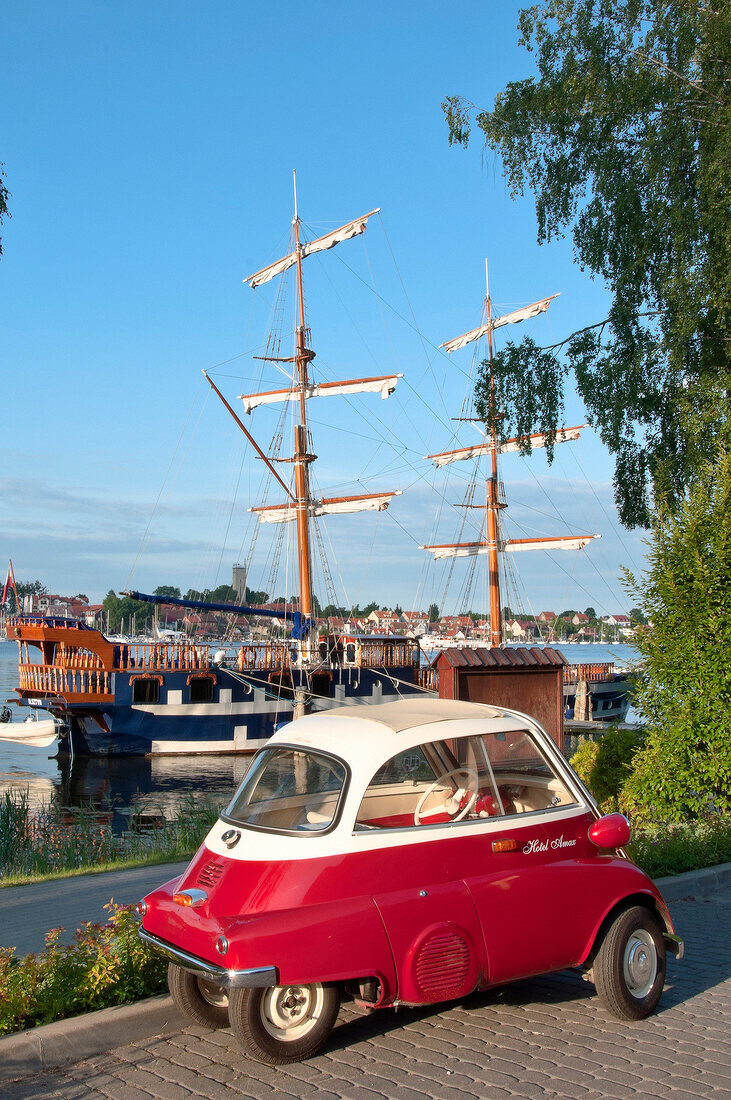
(421, 264), (631, 722)
(4, 182), (429, 757)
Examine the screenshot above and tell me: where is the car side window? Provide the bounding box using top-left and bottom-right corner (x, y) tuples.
(355, 729), (578, 831)
(479, 728), (578, 814)
(356, 735), (505, 830)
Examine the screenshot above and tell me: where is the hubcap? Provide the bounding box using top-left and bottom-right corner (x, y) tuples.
(197, 979), (228, 1009)
(260, 984), (324, 1042)
(623, 930), (657, 999)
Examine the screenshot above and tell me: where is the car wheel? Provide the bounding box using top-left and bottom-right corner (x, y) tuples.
(593, 906), (666, 1020)
(167, 963), (230, 1029)
(228, 982), (341, 1064)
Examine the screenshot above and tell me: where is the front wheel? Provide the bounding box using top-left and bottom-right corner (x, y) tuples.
(167, 963), (230, 1029)
(228, 982), (341, 1064)
(593, 906), (666, 1020)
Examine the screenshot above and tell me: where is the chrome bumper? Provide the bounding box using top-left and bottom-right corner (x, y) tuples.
(664, 933), (685, 960)
(139, 928), (278, 989)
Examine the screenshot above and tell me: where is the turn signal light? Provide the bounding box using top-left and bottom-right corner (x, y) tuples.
(173, 888), (208, 908)
(492, 839), (517, 853)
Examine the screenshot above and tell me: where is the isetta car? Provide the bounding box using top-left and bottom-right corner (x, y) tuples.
(138, 699), (683, 1064)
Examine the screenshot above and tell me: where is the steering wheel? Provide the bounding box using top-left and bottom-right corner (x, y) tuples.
(414, 767), (479, 825)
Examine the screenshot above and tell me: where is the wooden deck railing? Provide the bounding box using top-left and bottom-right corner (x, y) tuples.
(562, 662), (617, 684)
(357, 641), (419, 667)
(18, 663), (113, 699)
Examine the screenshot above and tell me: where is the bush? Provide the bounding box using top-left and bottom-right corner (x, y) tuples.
(0, 903), (168, 1036)
(570, 728), (643, 812)
(622, 442), (731, 821)
(628, 813), (731, 879)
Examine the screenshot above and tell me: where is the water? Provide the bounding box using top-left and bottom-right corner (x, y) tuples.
(0, 636), (642, 823)
(0, 638), (247, 826)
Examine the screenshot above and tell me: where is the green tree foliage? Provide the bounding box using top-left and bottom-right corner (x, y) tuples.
(102, 591), (154, 633)
(153, 585), (181, 599)
(622, 442), (731, 821)
(245, 587), (269, 605)
(444, 0), (731, 526)
(570, 728), (643, 813)
(3, 580), (47, 615)
(428, 602), (441, 622)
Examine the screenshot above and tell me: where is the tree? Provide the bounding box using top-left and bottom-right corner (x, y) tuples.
(428, 602), (441, 623)
(153, 585), (181, 599)
(102, 591), (155, 633)
(0, 163), (9, 257)
(445, 1), (731, 526)
(3, 579), (46, 615)
(621, 439), (731, 820)
(629, 607), (647, 626)
(584, 607), (596, 621)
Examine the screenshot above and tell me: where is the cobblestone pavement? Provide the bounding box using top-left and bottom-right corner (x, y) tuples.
(6, 890), (731, 1100)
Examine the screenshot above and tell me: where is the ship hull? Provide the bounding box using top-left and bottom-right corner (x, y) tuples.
(7, 617), (427, 757)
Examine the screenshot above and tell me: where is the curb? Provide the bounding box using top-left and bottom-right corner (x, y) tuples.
(2, 860), (730, 1083)
(655, 859), (731, 902)
(0, 994), (185, 1084)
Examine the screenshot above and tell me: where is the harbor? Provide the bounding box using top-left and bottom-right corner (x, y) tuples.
(0, 635), (639, 829)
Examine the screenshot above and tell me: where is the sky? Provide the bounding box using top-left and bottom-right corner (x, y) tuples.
(1, 1), (648, 619)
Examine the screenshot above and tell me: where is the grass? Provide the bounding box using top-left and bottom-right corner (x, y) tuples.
(628, 813), (731, 879)
(0, 789), (222, 886)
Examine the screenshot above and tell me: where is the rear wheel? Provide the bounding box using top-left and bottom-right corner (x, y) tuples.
(228, 982), (341, 1064)
(593, 906), (666, 1020)
(167, 963), (230, 1029)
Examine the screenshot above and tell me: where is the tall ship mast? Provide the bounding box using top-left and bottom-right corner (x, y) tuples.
(4, 181), (429, 757)
(422, 263), (598, 647)
(233, 172), (402, 656)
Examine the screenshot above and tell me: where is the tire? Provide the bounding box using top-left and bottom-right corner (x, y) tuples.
(593, 906), (666, 1020)
(167, 963), (230, 1029)
(228, 982), (341, 1064)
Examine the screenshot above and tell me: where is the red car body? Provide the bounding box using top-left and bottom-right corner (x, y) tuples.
(139, 699), (683, 1063)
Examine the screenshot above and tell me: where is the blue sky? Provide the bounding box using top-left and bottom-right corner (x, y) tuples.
(1, 1), (647, 618)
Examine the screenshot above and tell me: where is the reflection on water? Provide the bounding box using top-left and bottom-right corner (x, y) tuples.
(0, 639), (250, 829)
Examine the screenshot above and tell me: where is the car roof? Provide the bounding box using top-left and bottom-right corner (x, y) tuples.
(267, 698), (534, 779)
(309, 698), (503, 732)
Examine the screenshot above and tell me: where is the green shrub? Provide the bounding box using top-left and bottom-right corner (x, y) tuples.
(622, 442), (731, 821)
(629, 813), (731, 879)
(0, 903), (168, 1036)
(570, 728), (643, 812)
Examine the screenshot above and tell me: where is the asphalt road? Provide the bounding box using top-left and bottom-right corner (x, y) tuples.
(3, 887), (730, 1100)
(0, 863), (188, 956)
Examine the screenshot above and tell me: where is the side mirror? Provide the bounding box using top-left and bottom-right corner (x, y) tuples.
(588, 812), (631, 850)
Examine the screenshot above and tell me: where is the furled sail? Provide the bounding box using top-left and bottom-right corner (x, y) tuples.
(421, 533), (599, 560)
(245, 210), (380, 289)
(239, 374), (402, 415)
(440, 294), (560, 354)
(252, 491), (401, 524)
(426, 425), (586, 468)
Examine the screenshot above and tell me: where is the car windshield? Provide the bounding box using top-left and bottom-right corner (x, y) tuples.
(223, 746), (347, 833)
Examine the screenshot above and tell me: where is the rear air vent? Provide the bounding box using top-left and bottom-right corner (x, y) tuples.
(197, 860), (224, 889)
(413, 928), (473, 1000)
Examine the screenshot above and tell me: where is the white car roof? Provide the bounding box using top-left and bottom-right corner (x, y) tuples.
(268, 698), (538, 778)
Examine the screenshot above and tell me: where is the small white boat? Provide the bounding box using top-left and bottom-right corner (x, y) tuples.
(0, 710), (61, 748)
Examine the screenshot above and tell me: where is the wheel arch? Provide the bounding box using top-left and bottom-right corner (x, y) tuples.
(581, 891), (671, 970)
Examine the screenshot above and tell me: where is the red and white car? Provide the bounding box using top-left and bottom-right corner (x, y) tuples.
(138, 699), (683, 1064)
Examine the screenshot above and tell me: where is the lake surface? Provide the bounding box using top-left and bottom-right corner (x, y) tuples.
(0, 636), (640, 824)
